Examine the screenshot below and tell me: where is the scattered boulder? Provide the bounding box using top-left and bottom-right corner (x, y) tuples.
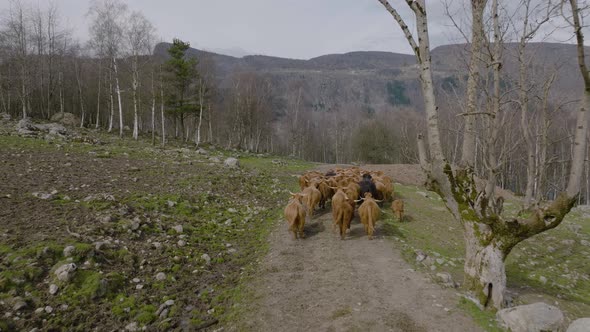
(125, 322), (138, 332)
(155, 272), (166, 281)
(32, 191), (57, 200)
(196, 148), (208, 155)
(54, 263), (77, 282)
(12, 297), (27, 311)
(224, 157), (239, 168)
(16, 118), (38, 136)
(45, 306), (53, 314)
(415, 250), (427, 263)
(436, 272), (456, 288)
(172, 225), (183, 233)
(130, 218), (141, 231)
(201, 253), (211, 265)
(50, 112), (80, 127)
(177, 240), (186, 247)
(567, 318), (590, 332)
(49, 284), (59, 295)
(156, 299), (175, 317)
(497, 302), (564, 332)
(63, 246), (76, 257)
(36, 123), (67, 138)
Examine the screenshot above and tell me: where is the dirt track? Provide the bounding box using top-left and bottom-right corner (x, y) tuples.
(233, 165), (482, 332)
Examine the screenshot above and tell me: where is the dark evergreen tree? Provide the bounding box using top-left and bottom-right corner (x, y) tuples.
(164, 38), (199, 140)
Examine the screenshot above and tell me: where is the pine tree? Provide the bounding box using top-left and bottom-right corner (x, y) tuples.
(164, 38), (199, 141)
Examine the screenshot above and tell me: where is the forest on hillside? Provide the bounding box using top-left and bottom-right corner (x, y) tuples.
(0, 0), (589, 204)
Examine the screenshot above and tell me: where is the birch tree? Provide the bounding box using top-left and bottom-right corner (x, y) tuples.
(88, 0), (127, 137)
(2, 0), (30, 119)
(125, 11), (155, 140)
(378, 0), (588, 310)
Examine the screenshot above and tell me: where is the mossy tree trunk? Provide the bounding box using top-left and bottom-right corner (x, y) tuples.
(434, 163), (577, 309)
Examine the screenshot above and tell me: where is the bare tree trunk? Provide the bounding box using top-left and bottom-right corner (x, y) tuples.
(58, 71), (64, 114)
(95, 60), (102, 129)
(207, 102), (213, 143)
(567, 0), (590, 198)
(461, 0), (487, 167)
(151, 69), (156, 145)
(113, 57), (124, 138)
(20, 64), (27, 119)
(160, 65), (166, 146)
(108, 66), (114, 132)
(195, 78), (204, 146)
(536, 71), (557, 201)
(132, 57), (139, 140)
(75, 60), (85, 128)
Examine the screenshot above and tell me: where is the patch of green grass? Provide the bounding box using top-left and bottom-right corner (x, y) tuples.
(112, 294), (137, 317)
(458, 297), (503, 332)
(136, 304), (157, 324)
(0, 135), (52, 149)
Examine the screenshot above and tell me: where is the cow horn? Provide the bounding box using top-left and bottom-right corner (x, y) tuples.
(374, 199), (383, 203)
(354, 198), (364, 203)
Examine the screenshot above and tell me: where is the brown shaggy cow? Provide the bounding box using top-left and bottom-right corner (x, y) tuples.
(391, 199), (404, 222)
(302, 185), (321, 218)
(357, 192), (381, 240)
(284, 192), (308, 239)
(331, 188), (354, 240)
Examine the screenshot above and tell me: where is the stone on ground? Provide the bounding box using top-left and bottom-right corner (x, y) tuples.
(224, 157), (239, 168)
(497, 302), (564, 332)
(567, 318), (590, 332)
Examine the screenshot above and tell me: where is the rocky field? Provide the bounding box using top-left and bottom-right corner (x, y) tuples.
(0, 116), (310, 331)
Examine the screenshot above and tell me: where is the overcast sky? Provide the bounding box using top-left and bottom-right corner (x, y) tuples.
(0, 0), (579, 59)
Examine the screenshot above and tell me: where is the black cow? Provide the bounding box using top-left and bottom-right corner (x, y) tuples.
(358, 173), (380, 201)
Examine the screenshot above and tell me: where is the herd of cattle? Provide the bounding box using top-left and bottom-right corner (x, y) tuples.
(284, 167), (405, 240)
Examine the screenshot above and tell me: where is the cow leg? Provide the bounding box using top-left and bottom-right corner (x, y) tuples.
(298, 222), (305, 239)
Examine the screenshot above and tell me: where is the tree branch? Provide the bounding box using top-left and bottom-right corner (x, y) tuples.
(377, 0), (421, 60)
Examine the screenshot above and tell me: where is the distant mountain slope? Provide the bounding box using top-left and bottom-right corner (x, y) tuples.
(154, 42), (587, 115)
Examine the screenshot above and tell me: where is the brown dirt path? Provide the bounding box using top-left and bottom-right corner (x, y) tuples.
(230, 165), (483, 332)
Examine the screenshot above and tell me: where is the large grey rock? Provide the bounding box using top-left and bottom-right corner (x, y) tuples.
(16, 118), (38, 136)
(224, 157), (239, 168)
(567, 318), (590, 332)
(63, 246), (76, 257)
(36, 123), (67, 135)
(50, 112), (80, 127)
(54, 263), (77, 282)
(497, 302), (564, 332)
